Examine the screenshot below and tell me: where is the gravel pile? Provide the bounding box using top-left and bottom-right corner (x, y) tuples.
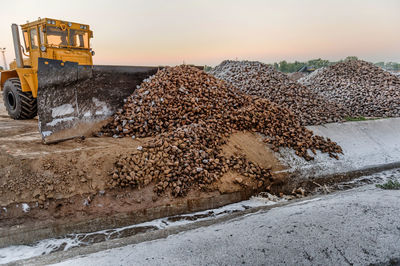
(210, 60), (348, 126)
(299, 60), (400, 117)
(102, 65), (342, 196)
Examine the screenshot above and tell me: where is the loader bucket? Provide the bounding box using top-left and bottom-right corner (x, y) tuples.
(37, 58), (160, 144)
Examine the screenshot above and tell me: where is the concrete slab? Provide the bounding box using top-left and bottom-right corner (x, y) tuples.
(279, 118), (400, 178)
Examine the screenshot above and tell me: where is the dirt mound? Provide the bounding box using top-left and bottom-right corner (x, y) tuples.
(102, 65), (342, 196)
(210, 60), (348, 126)
(299, 60), (400, 117)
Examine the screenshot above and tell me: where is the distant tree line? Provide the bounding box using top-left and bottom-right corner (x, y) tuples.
(272, 56), (400, 73)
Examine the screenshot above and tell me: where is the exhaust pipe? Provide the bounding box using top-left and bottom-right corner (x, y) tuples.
(11, 23), (24, 68)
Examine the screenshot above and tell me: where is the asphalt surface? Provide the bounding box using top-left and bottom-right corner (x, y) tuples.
(53, 174), (400, 266)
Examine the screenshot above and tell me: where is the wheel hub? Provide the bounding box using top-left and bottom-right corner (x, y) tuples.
(7, 91), (16, 110)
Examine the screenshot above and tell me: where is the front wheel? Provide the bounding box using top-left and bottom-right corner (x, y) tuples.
(2, 78), (37, 119)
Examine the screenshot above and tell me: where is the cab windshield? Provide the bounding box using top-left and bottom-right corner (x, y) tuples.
(69, 29), (89, 48)
(46, 26), (89, 48)
(46, 26), (68, 47)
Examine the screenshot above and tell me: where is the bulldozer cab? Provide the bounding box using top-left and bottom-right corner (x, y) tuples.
(1, 17), (160, 144)
(1, 18), (94, 99)
(19, 18), (93, 70)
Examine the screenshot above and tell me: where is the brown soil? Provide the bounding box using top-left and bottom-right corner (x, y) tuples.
(0, 130), (147, 206)
(220, 131), (287, 188)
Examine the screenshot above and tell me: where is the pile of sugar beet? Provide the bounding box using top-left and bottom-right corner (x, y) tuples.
(299, 60), (400, 118)
(101, 65), (342, 197)
(210, 60), (349, 126)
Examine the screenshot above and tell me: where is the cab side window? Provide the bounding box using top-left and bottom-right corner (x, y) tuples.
(23, 31), (30, 51)
(39, 26), (45, 46)
(30, 28), (39, 49)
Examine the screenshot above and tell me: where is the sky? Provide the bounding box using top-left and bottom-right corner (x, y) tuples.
(0, 0), (399, 67)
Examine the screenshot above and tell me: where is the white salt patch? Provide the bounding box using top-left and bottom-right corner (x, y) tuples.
(46, 117), (75, 127)
(92, 98), (112, 116)
(41, 131), (52, 137)
(21, 203), (30, 213)
(51, 104), (74, 118)
(83, 199), (90, 206)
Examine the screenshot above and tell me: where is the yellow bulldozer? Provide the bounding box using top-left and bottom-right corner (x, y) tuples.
(0, 18), (159, 143)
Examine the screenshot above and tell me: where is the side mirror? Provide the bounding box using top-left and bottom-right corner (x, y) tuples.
(91, 50), (95, 56)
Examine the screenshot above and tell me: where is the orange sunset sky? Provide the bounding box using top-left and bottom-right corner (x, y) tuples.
(0, 0), (399, 67)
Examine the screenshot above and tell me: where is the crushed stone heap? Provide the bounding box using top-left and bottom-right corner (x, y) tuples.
(299, 60), (400, 117)
(102, 65), (342, 196)
(210, 60), (348, 126)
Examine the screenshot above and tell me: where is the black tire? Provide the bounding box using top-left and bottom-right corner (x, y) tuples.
(2, 78), (37, 119)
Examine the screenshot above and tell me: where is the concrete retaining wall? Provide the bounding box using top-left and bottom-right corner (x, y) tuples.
(0, 190), (255, 248)
(278, 118), (400, 178)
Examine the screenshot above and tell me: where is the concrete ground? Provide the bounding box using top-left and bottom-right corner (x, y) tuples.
(50, 173), (400, 266)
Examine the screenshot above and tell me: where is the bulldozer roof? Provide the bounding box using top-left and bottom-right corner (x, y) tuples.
(20, 18), (91, 32)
